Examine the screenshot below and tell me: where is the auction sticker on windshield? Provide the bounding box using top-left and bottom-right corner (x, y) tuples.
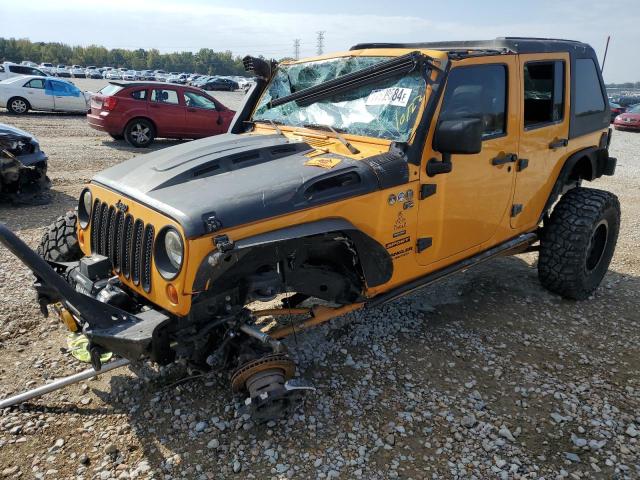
(366, 87), (412, 107)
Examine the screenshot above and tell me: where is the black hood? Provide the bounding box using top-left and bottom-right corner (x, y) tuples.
(94, 133), (408, 238)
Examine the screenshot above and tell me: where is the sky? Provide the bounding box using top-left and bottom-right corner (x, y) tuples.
(0, 0), (638, 83)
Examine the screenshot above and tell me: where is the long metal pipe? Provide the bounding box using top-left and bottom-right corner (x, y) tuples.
(0, 358), (130, 409)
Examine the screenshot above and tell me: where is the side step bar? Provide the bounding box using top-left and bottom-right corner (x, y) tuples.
(367, 233), (538, 307)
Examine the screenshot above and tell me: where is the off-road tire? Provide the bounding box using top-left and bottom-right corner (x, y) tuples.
(124, 118), (155, 148)
(7, 97), (30, 115)
(538, 187), (620, 300)
(37, 211), (82, 262)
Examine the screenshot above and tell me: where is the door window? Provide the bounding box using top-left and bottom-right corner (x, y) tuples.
(151, 89), (180, 105)
(523, 61), (564, 128)
(575, 58), (605, 116)
(438, 65), (507, 139)
(183, 91), (217, 110)
(24, 78), (45, 89)
(130, 89), (148, 100)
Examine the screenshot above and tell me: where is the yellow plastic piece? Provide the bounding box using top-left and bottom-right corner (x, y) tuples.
(66, 333), (112, 364)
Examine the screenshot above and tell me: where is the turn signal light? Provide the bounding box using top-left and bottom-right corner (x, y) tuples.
(166, 284), (179, 305)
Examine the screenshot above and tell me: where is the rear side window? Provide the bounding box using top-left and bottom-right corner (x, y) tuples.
(131, 89), (147, 100)
(575, 59), (605, 116)
(24, 78), (45, 89)
(99, 84), (124, 96)
(151, 89), (180, 105)
(439, 64), (507, 139)
(523, 60), (565, 127)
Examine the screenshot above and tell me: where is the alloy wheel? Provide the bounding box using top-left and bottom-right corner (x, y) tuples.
(11, 99), (27, 113)
(131, 123), (150, 144)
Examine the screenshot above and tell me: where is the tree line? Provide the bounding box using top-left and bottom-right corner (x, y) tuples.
(0, 37), (248, 75)
(605, 82), (640, 89)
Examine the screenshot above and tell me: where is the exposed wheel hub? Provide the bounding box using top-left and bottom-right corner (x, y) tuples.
(230, 354), (314, 422)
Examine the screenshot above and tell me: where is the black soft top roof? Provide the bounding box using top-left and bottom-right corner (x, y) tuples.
(350, 37), (594, 56)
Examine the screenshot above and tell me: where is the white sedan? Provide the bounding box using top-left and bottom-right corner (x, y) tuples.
(0, 76), (91, 114)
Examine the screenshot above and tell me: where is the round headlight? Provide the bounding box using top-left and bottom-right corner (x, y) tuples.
(78, 188), (92, 229)
(165, 229), (183, 269)
(155, 227), (184, 280)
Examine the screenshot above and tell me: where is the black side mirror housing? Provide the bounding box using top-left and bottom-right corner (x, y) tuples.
(428, 118), (483, 176)
(434, 118), (483, 155)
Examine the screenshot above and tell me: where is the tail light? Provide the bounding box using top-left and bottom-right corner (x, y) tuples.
(103, 96), (118, 111)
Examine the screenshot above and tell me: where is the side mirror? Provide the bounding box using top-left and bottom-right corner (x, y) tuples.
(428, 118), (483, 176)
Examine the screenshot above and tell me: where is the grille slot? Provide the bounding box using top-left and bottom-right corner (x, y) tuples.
(89, 200), (154, 292)
(122, 214), (134, 279)
(141, 225), (155, 292)
(131, 219), (144, 285)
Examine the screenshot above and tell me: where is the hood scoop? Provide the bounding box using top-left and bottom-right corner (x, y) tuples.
(152, 140), (311, 191)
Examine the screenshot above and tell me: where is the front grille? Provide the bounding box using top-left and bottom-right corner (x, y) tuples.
(90, 199), (155, 292)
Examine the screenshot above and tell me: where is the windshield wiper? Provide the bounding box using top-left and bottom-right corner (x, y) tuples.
(302, 123), (360, 154)
(269, 51), (427, 110)
(250, 119), (285, 136)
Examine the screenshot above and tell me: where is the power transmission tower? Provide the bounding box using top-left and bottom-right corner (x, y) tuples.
(316, 31), (325, 56)
(293, 39), (301, 60)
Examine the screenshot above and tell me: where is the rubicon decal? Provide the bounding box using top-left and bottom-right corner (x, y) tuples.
(385, 236), (411, 249)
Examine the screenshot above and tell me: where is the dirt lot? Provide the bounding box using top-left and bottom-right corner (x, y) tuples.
(1, 84), (639, 479)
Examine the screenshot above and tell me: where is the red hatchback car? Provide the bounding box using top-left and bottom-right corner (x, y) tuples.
(613, 104), (640, 132)
(87, 82), (235, 147)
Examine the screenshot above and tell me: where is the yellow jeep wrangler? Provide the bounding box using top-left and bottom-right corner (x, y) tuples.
(0, 37), (619, 420)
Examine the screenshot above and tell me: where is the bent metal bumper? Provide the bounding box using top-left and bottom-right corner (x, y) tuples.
(0, 223), (170, 366)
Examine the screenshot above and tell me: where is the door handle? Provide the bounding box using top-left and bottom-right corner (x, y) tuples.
(549, 138), (568, 149)
(491, 153), (517, 166)
(187, 108), (196, 112)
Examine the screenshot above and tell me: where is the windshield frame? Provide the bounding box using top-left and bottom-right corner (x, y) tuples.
(250, 52), (438, 145)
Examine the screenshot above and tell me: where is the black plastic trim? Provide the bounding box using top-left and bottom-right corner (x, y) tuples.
(367, 233), (537, 307)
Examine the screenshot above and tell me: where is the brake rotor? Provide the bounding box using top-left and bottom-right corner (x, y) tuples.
(230, 353), (295, 393)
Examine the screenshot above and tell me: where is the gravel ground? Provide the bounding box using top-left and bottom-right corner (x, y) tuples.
(0, 92), (639, 479)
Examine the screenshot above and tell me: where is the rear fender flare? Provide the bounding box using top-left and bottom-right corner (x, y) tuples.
(193, 219), (393, 291)
(541, 146), (599, 219)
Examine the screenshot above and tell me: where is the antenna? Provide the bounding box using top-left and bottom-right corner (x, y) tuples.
(316, 31), (325, 56)
(601, 35), (611, 73)
(293, 39), (301, 60)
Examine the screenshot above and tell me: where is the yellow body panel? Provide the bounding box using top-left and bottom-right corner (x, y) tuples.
(80, 48), (609, 317)
(78, 184), (192, 316)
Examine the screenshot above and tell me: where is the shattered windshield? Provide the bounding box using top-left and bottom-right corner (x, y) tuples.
(252, 56), (427, 142)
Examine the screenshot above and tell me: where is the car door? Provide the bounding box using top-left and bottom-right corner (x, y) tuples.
(149, 88), (187, 137)
(512, 53), (570, 230)
(24, 78), (54, 110)
(416, 57), (519, 266)
(48, 80), (86, 112)
(183, 90), (222, 137)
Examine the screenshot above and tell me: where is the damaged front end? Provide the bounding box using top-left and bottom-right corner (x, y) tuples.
(0, 224), (171, 369)
(0, 125), (50, 204)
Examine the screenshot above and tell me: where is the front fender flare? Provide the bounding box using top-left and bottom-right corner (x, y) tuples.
(193, 218), (393, 291)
